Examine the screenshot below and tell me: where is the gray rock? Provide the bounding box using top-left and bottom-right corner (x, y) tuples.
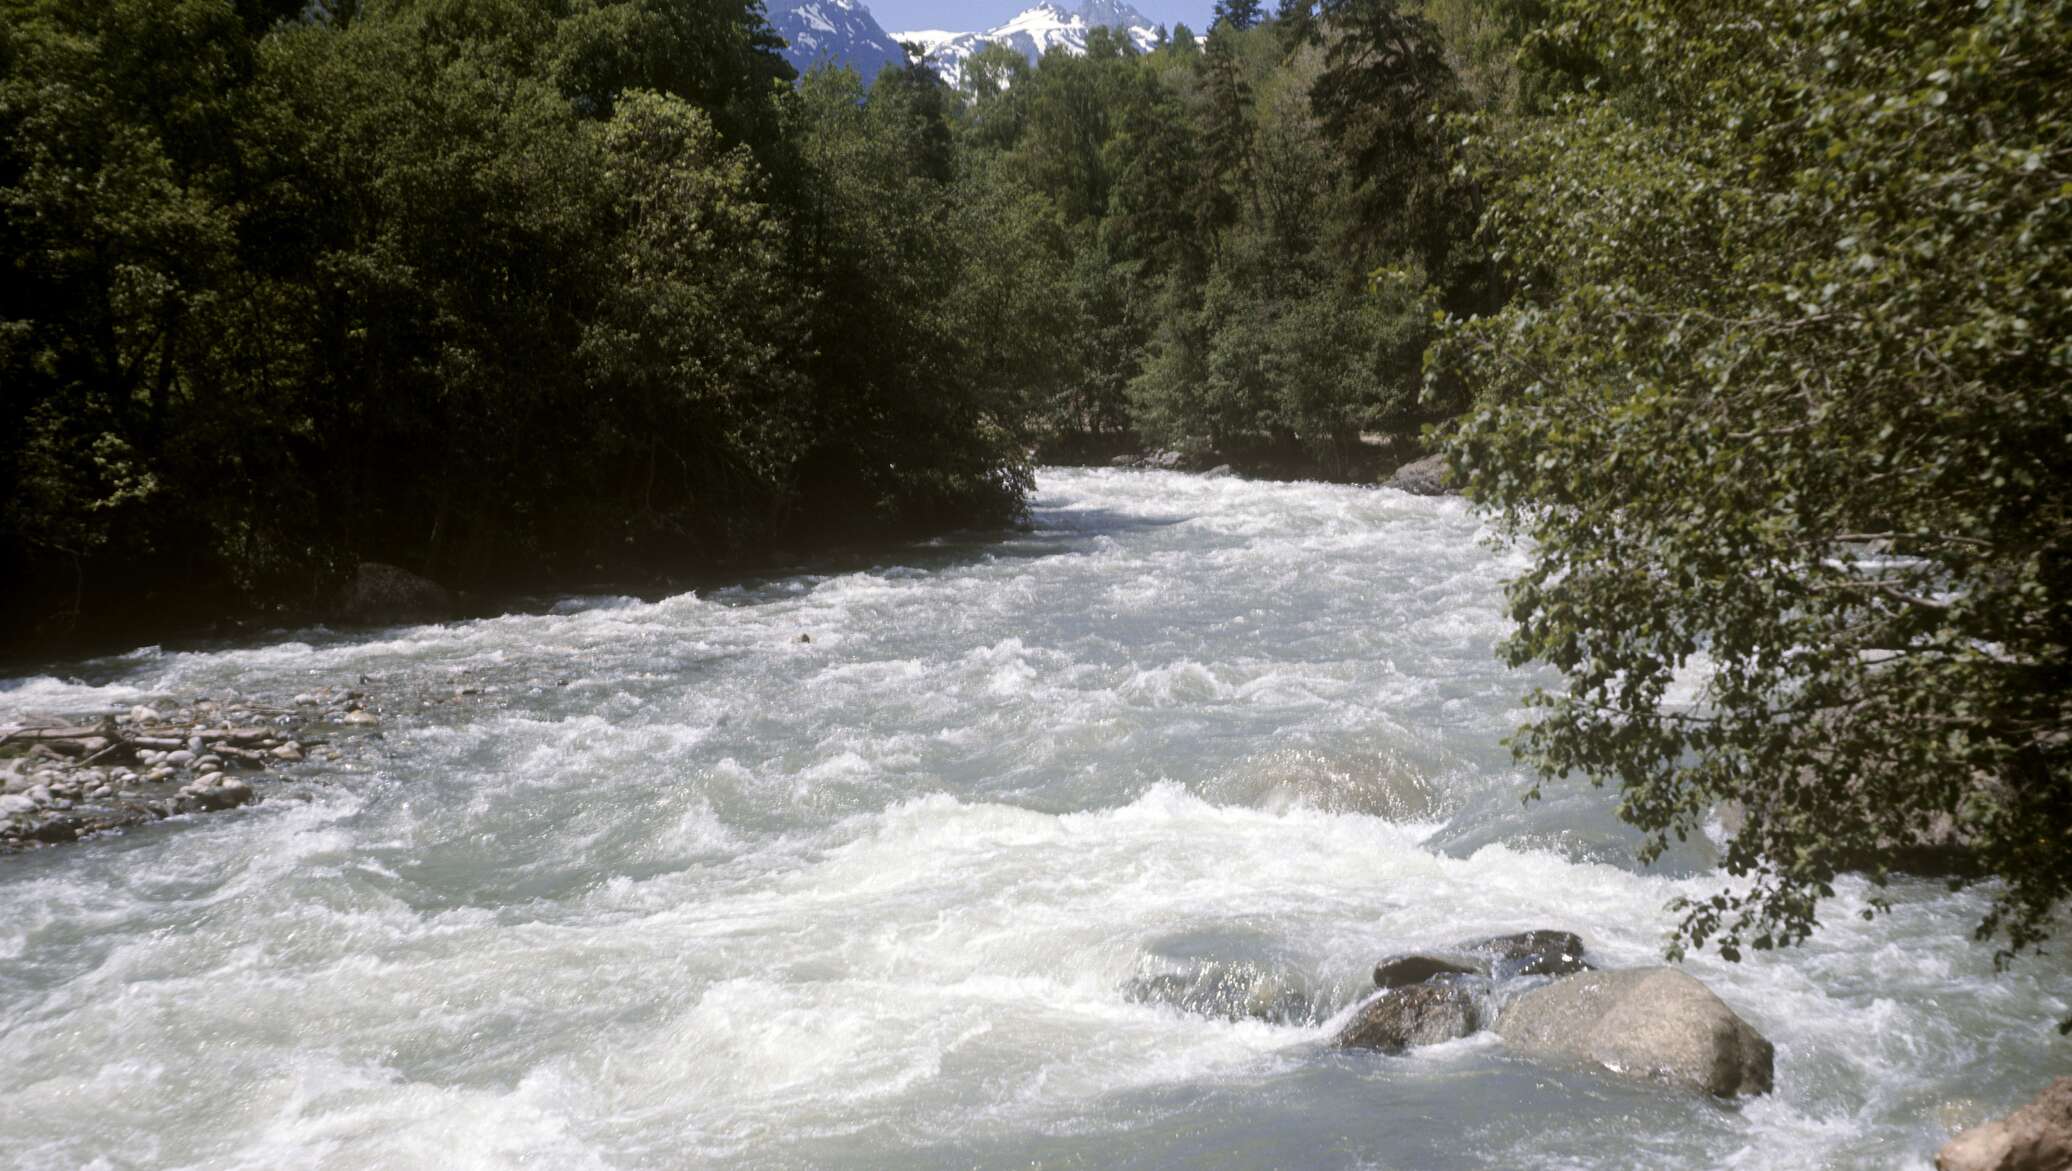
(1495, 967), (1773, 1097)
(1336, 983), (1481, 1052)
(338, 561), (455, 625)
(0, 794), (34, 816)
(1388, 453), (1455, 496)
(166, 750), (195, 767)
(1938, 1077), (2072, 1171)
(1125, 960), (1319, 1026)
(1467, 930), (1591, 980)
(1374, 953), (1484, 988)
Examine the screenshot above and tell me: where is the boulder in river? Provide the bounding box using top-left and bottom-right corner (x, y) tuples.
(1387, 453), (1455, 496)
(1938, 1077), (2072, 1171)
(1495, 967), (1773, 1097)
(1336, 983), (1480, 1052)
(1466, 930), (1591, 980)
(337, 562), (455, 625)
(1374, 953), (1483, 989)
(1124, 959), (1318, 1026)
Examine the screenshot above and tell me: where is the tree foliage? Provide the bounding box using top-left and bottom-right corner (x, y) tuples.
(1440, 0), (2072, 969)
(0, 0), (1027, 642)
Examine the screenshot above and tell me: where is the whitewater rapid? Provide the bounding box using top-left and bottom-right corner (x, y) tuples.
(1, 468), (2063, 1170)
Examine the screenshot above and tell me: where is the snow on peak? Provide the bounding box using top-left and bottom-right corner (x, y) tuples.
(892, 1), (1161, 90)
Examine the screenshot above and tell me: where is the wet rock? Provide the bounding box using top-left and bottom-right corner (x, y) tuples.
(1336, 983), (1480, 1052)
(1938, 1077), (2072, 1171)
(166, 750), (195, 768)
(1374, 953), (1483, 989)
(1387, 453), (1455, 496)
(1125, 960), (1319, 1026)
(272, 743), (304, 762)
(178, 777), (253, 812)
(25, 815), (84, 844)
(337, 561), (455, 625)
(1495, 967), (1773, 1097)
(1466, 930), (1591, 980)
(343, 710), (378, 726)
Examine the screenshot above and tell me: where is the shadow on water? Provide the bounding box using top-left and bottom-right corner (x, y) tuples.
(2, 498), (1199, 690)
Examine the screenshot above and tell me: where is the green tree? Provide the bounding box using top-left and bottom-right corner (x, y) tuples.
(1213, 0), (1264, 32)
(1441, 0), (2072, 975)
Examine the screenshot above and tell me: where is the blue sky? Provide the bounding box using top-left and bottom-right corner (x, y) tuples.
(863, 1), (1220, 34)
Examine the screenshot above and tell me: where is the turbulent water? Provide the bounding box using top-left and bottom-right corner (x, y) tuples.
(2, 469), (2064, 1170)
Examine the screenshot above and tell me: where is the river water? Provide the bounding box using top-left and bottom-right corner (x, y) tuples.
(1, 469), (2063, 1170)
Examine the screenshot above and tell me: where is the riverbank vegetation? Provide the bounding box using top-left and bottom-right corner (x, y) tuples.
(1, 0), (1033, 645)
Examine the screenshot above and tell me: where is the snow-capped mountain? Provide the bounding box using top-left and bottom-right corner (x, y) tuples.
(892, 2), (1161, 91)
(767, 0), (909, 84)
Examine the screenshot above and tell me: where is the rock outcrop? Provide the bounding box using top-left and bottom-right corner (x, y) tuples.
(1938, 1077), (2072, 1171)
(1387, 453), (1455, 496)
(337, 562), (454, 625)
(1494, 967), (1774, 1097)
(1336, 983), (1481, 1052)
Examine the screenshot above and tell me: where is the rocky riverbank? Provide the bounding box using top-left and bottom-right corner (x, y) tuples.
(0, 688), (384, 851)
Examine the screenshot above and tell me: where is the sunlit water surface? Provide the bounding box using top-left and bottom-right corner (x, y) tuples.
(2, 469), (2064, 1170)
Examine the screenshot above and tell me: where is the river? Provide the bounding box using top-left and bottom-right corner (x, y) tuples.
(1, 468), (2063, 1169)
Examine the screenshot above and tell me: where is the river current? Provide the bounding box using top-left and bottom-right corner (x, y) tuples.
(1, 468), (2064, 1169)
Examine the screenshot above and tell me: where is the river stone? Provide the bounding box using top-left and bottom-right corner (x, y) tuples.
(1938, 1077), (2072, 1171)
(1336, 983), (1480, 1052)
(1125, 960), (1317, 1026)
(1388, 453), (1454, 496)
(1495, 967), (1773, 1097)
(337, 561), (455, 624)
(1374, 953), (1483, 989)
(1467, 930), (1591, 980)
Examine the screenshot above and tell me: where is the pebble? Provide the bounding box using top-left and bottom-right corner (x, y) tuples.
(343, 711), (379, 726)
(166, 750), (195, 767)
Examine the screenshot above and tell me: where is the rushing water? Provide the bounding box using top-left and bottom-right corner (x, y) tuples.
(1, 468), (2064, 1170)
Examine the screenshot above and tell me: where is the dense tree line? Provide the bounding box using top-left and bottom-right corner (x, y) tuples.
(0, 0), (1031, 644)
(914, 0), (1494, 476)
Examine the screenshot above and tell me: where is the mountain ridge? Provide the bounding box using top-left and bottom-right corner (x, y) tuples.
(767, 0), (1162, 90)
